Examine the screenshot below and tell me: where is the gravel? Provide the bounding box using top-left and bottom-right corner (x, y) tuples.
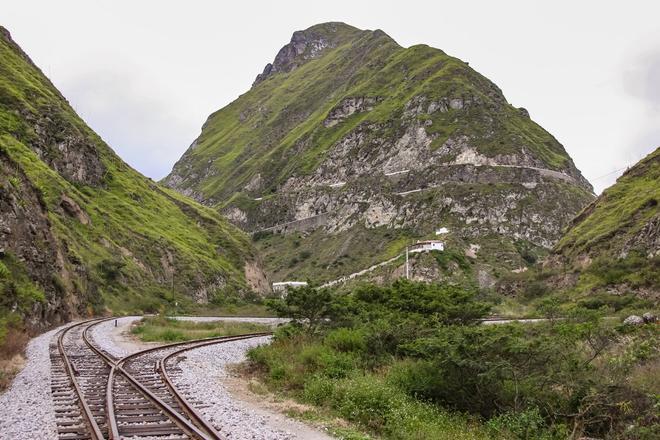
(90, 315), (142, 357)
(0, 322), (71, 440)
(90, 316), (321, 439)
(173, 336), (300, 439)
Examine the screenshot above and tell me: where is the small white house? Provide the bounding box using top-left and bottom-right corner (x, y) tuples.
(409, 240), (444, 254)
(435, 227), (449, 235)
(272, 281), (308, 297)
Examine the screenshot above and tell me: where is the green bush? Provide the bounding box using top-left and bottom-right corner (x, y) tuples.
(300, 344), (357, 378)
(249, 280), (659, 438)
(586, 253), (659, 288)
(272, 323), (303, 340)
(97, 258), (126, 281)
(302, 374), (335, 405)
(523, 281), (548, 298)
(386, 359), (445, 400)
(324, 328), (366, 352)
(487, 407), (565, 439)
(578, 293), (651, 312)
(333, 374), (404, 430)
(433, 249), (471, 272)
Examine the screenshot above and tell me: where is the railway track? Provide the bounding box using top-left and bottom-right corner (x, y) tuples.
(50, 318), (271, 440)
(51, 318), (113, 440)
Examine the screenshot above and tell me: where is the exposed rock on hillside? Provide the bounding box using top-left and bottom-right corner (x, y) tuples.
(0, 26), (268, 335)
(547, 147), (659, 299)
(164, 22), (594, 285)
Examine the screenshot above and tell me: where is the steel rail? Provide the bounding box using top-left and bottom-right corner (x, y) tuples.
(82, 319), (209, 439)
(81, 318), (271, 440)
(113, 332), (272, 439)
(57, 318), (108, 440)
(157, 332), (273, 439)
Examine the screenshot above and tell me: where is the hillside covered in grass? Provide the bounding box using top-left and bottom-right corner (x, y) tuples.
(165, 22), (594, 287)
(0, 26), (268, 348)
(547, 147), (659, 301)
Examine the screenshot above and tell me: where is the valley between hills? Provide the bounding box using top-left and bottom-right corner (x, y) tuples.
(0, 21), (658, 440)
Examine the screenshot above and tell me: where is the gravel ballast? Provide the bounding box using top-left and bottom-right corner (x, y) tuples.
(0, 323), (71, 440)
(1, 316), (319, 440)
(91, 315), (141, 357)
(173, 336), (315, 439)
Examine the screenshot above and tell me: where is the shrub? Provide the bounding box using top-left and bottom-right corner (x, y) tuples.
(16, 282), (45, 304)
(251, 230), (272, 241)
(324, 328), (366, 353)
(300, 344), (357, 378)
(333, 375), (404, 431)
(487, 407), (564, 439)
(269, 363), (287, 382)
(272, 323), (303, 341)
(433, 249), (471, 272)
(524, 281), (548, 298)
(266, 284), (336, 332)
(97, 258), (125, 281)
(386, 358), (445, 400)
(302, 374), (335, 405)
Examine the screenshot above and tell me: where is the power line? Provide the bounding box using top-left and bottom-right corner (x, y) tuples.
(591, 166), (629, 181)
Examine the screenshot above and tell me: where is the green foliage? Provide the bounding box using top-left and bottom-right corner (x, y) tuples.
(266, 284), (336, 332)
(249, 279), (659, 438)
(577, 292), (653, 313)
(300, 344), (358, 378)
(585, 252), (659, 289)
(556, 148), (659, 291)
(97, 258), (125, 282)
(432, 249), (471, 272)
(0, 253), (46, 314)
(486, 407), (565, 440)
(131, 316), (269, 342)
(0, 28), (259, 322)
(348, 280), (489, 326)
(324, 328), (366, 353)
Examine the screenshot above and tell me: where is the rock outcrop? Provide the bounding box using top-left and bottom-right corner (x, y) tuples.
(165, 22), (594, 285)
(0, 26), (267, 335)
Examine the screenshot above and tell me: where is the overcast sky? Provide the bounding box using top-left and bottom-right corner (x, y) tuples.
(4, 1), (659, 193)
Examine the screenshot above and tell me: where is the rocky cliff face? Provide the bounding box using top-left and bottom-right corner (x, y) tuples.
(164, 22), (594, 286)
(0, 26), (267, 335)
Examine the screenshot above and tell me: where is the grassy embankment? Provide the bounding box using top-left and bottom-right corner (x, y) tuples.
(131, 316), (271, 342)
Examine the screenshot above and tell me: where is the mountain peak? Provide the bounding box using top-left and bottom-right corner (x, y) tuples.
(167, 22), (594, 287)
(252, 22), (390, 86)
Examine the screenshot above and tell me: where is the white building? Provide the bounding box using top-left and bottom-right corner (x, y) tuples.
(435, 227), (449, 235)
(272, 281), (308, 296)
(409, 240), (444, 254)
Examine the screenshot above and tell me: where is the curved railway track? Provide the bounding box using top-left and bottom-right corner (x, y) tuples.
(50, 318), (271, 440)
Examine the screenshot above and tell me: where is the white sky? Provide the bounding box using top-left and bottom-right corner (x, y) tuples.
(3, 0), (659, 193)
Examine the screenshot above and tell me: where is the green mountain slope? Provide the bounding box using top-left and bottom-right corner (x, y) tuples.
(165, 22), (594, 286)
(548, 147), (659, 299)
(0, 26), (268, 336)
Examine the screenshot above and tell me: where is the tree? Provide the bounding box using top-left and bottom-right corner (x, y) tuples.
(265, 284), (336, 333)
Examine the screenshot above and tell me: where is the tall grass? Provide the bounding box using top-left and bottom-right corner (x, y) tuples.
(131, 316), (270, 342)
